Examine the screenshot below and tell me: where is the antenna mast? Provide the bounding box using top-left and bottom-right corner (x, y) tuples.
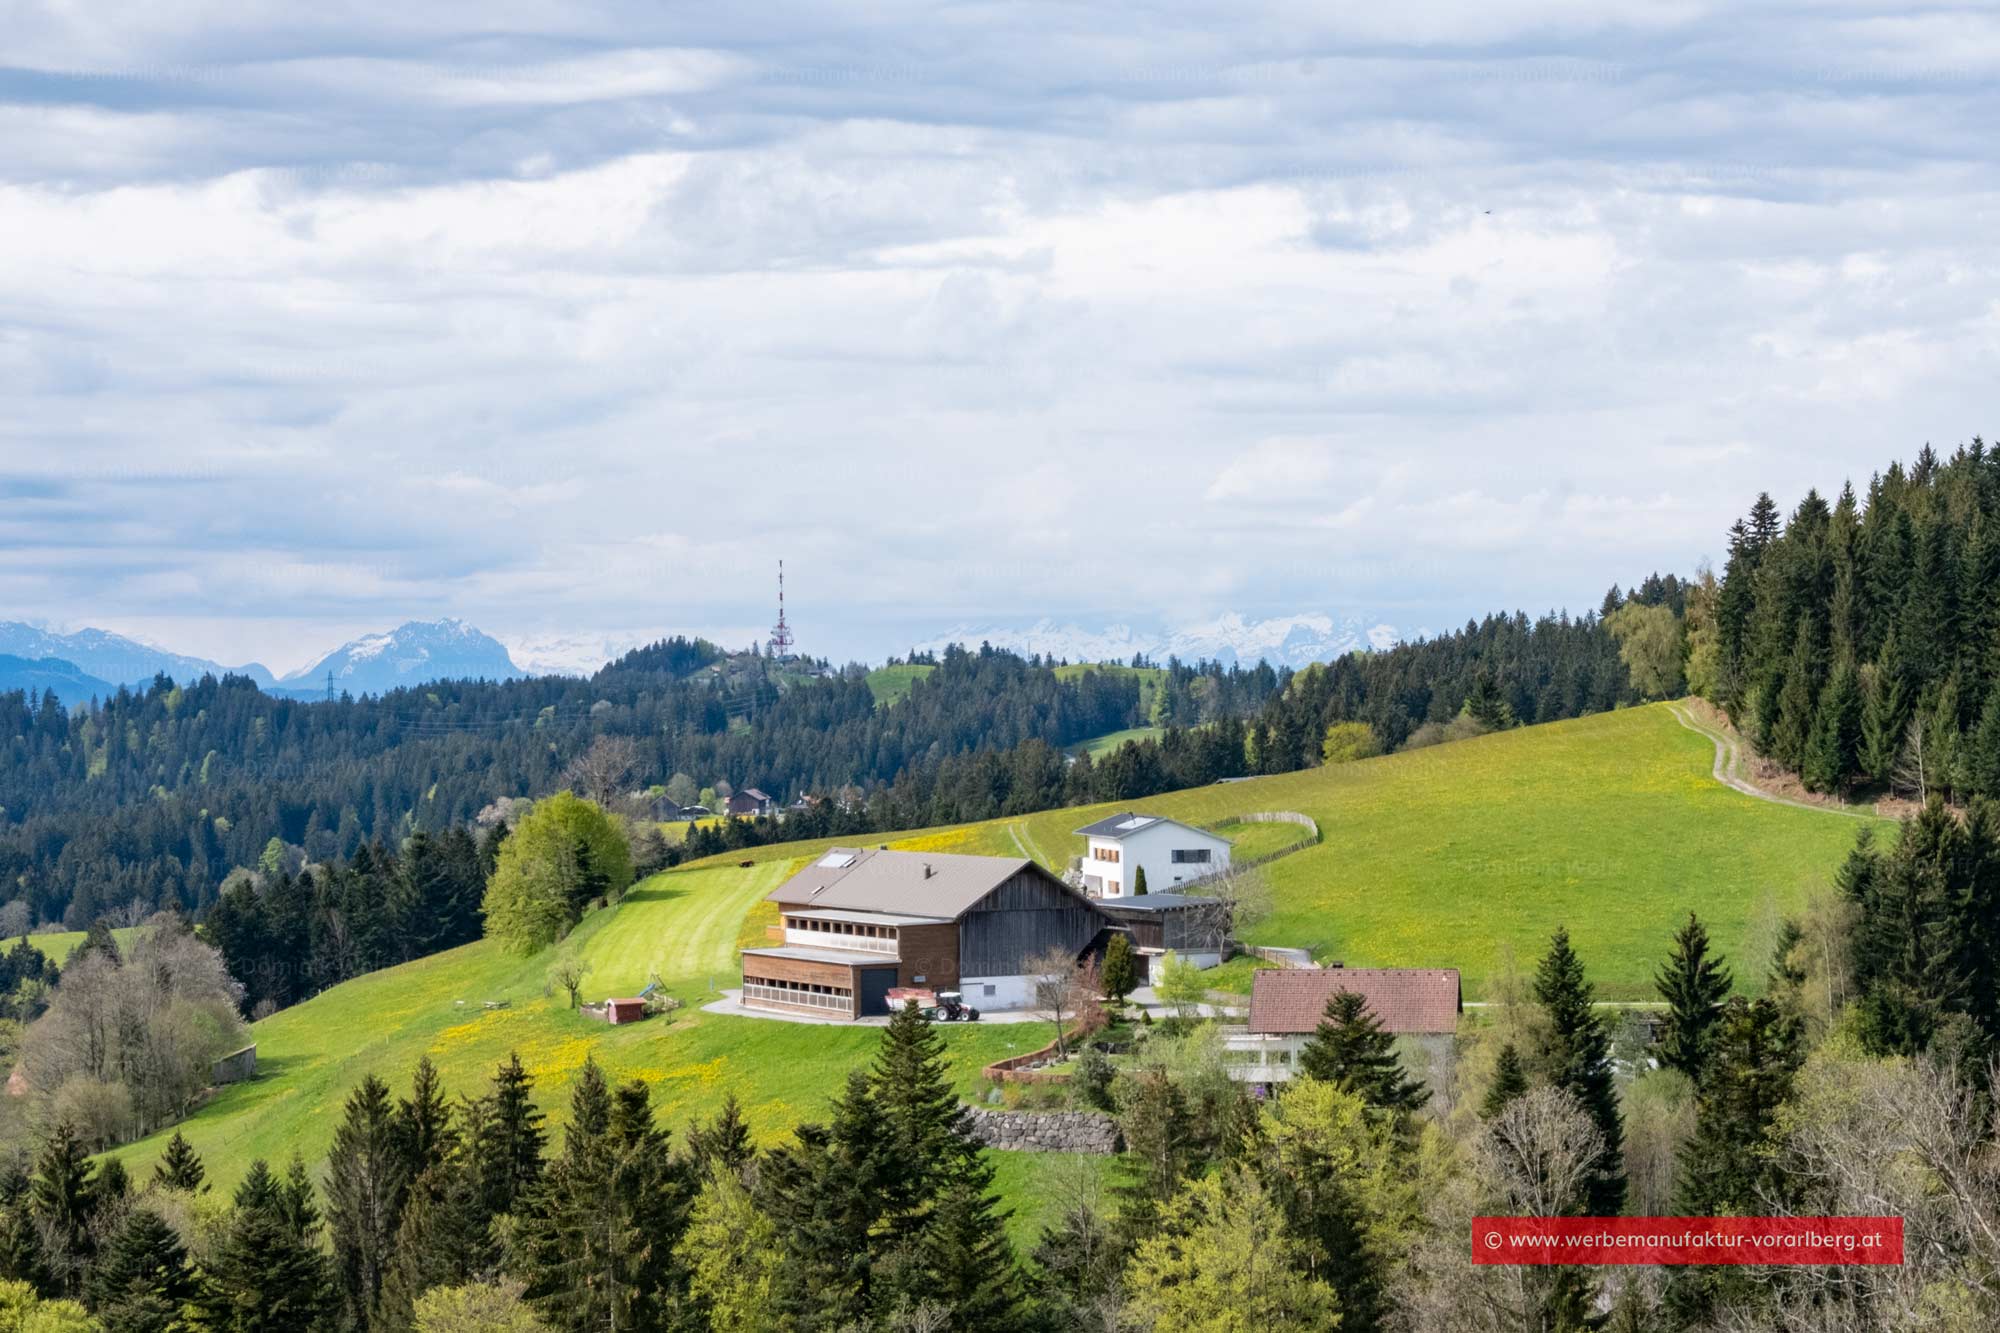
(769, 560), (794, 658)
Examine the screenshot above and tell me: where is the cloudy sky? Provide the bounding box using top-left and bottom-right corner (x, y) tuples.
(2, 2), (1996, 673)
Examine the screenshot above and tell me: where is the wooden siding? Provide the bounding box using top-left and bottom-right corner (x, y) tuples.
(896, 922), (960, 990)
(959, 868), (1107, 977)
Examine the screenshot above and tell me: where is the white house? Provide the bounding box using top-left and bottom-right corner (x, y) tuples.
(1073, 812), (1232, 898)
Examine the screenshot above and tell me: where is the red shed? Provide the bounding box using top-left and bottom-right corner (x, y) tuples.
(605, 998), (647, 1025)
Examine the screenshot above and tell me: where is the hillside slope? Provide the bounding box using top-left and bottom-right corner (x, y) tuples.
(110, 701), (1876, 1198)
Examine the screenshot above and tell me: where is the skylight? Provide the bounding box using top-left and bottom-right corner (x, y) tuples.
(1115, 817), (1155, 831)
(818, 851), (856, 868)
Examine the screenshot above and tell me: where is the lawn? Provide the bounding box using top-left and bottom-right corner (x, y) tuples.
(18, 925), (147, 966)
(863, 664), (935, 706)
(1073, 725), (1164, 758)
(1204, 817), (1315, 861)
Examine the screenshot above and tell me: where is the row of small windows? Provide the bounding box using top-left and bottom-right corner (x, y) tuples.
(744, 975), (853, 1000)
(1091, 846), (1121, 863)
(786, 917), (898, 940)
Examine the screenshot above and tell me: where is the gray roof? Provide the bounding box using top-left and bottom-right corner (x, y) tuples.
(1072, 812), (1232, 844)
(740, 945), (901, 967)
(766, 847), (1083, 920)
(1095, 893), (1210, 912)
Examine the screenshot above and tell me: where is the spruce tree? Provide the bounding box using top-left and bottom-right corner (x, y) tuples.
(1803, 657), (1863, 792)
(1653, 913), (1733, 1086)
(0, 1163), (49, 1292)
(28, 1121), (96, 1298)
(197, 1159), (335, 1333)
(88, 1204), (197, 1332)
(475, 1054), (545, 1218)
(1295, 990), (1429, 1113)
(395, 1055), (457, 1183)
(683, 1094), (755, 1183)
(754, 1070), (892, 1329)
(869, 1001), (979, 1213)
(1532, 929), (1624, 1215)
(1771, 621), (1823, 770)
(153, 1131), (206, 1194)
(1861, 637), (1912, 782)
(915, 1176), (1020, 1331)
(1968, 686), (2000, 799)
(1853, 800), (1964, 1054)
(1480, 1043), (1529, 1120)
(325, 1074), (411, 1329)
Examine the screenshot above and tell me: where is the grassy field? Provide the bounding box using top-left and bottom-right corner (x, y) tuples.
(114, 700), (1880, 1199)
(1204, 817), (1315, 861)
(19, 926), (148, 965)
(106, 859), (1057, 1191)
(1073, 725), (1164, 758)
(863, 664), (935, 705)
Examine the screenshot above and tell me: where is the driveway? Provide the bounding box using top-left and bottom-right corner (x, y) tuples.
(702, 990), (1049, 1026)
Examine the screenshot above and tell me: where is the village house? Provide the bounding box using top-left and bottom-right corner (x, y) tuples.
(725, 787), (776, 818)
(1074, 812), (1232, 898)
(1220, 966), (1461, 1085)
(739, 848), (1110, 1018)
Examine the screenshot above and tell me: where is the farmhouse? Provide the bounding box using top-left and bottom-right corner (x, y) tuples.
(1075, 812), (1231, 898)
(740, 848), (1109, 1018)
(1221, 966), (1461, 1085)
(725, 788), (776, 818)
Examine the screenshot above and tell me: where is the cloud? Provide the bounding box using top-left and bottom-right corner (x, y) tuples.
(0, 2), (1996, 666)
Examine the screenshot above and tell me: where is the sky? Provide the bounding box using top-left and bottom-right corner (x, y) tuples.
(2, 2), (1997, 674)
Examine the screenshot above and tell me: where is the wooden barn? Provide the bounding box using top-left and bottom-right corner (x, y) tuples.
(740, 848), (1110, 1019)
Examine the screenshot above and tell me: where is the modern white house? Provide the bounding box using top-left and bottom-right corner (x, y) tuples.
(1220, 966), (1462, 1086)
(1074, 812), (1232, 898)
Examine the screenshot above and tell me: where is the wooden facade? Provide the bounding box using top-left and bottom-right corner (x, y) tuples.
(960, 868), (1107, 978)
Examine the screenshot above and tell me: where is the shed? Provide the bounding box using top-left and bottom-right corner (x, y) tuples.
(605, 998), (647, 1025)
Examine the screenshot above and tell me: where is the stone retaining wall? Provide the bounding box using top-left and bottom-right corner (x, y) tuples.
(959, 1106), (1123, 1154)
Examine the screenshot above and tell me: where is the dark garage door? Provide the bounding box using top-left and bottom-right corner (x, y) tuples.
(858, 967), (897, 1017)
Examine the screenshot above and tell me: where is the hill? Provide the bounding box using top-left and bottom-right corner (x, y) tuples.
(109, 701), (1875, 1219)
(0, 655), (117, 707)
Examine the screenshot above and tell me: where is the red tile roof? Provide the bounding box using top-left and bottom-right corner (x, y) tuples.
(1248, 967), (1461, 1036)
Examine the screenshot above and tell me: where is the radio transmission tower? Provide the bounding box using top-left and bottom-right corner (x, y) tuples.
(769, 560), (795, 658)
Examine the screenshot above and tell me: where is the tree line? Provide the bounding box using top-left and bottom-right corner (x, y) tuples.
(1703, 439), (2000, 799)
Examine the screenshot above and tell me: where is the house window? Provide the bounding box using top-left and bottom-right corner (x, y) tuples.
(1171, 849), (1212, 864)
(983, 984), (996, 998)
(1092, 846), (1120, 863)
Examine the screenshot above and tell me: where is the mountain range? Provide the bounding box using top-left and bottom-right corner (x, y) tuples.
(913, 612), (1401, 670)
(0, 622), (275, 689)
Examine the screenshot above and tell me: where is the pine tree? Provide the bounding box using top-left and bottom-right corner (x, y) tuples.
(915, 1176), (1021, 1330)
(395, 1055), (457, 1183)
(1861, 639), (1913, 782)
(1295, 990), (1429, 1113)
(1802, 657), (1863, 793)
(1654, 913), (1733, 1086)
(683, 1093), (755, 1184)
(1771, 620), (1823, 769)
(1925, 675), (1966, 800)
(754, 1070), (892, 1329)
(475, 1054), (545, 1218)
(197, 1159), (335, 1333)
(869, 1001), (980, 1214)
(1533, 929), (1624, 1215)
(1853, 800), (1964, 1054)
(28, 1122), (96, 1298)
(1668, 997), (1804, 1327)
(1480, 1043), (1529, 1119)
(152, 1131), (206, 1194)
(1114, 1068), (1193, 1245)
(1968, 685), (2000, 799)
(88, 1204), (198, 1333)
(325, 1074), (411, 1329)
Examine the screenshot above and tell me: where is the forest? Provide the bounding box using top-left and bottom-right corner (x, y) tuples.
(1703, 440), (2000, 801)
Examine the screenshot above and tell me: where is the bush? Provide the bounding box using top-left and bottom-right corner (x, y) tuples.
(51, 1077), (132, 1150)
(1072, 1046), (1115, 1111)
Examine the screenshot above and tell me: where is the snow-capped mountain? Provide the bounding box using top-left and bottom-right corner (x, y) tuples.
(0, 621), (274, 688)
(281, 619), (523, 696)
(503, 631), (657, 678)
(914, 613), (1400, 670)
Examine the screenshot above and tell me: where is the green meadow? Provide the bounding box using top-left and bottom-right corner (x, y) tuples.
(111, 700), (1880, 1217)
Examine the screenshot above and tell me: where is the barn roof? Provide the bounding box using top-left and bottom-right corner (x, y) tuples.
(766, 847), (1091, 921)
(1247, 967), (1462, 1036)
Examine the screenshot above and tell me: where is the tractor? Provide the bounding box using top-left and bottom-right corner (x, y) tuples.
(887, 987), (980, 1021)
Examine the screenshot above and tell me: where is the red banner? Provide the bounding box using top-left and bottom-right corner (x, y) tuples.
(1471, 1216), (1904, 1266)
